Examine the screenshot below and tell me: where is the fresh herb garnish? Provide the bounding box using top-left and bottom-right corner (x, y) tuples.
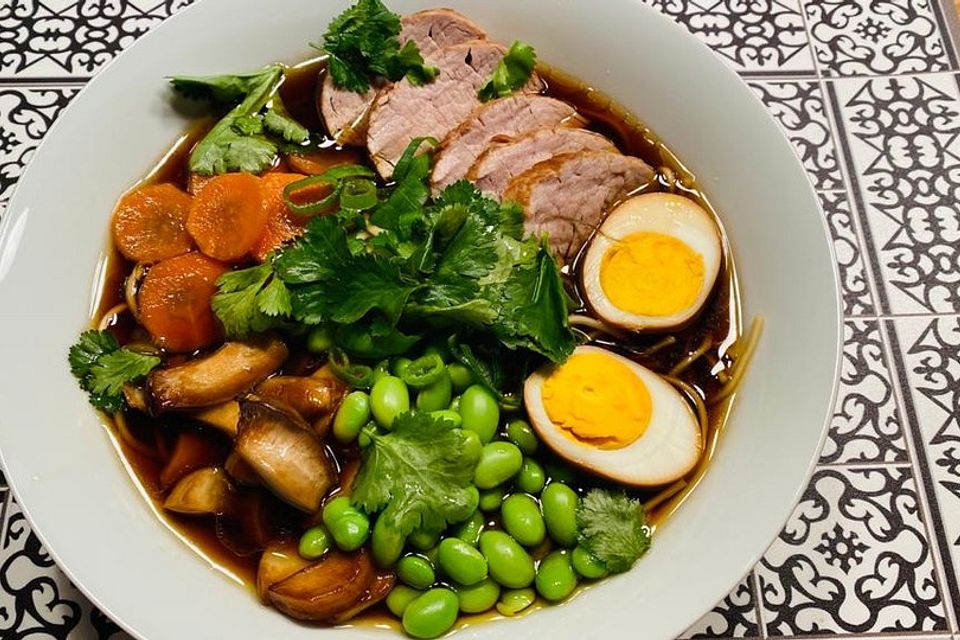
(478, 41), (537, 102)
(351, 412), (481, 535)
(210, 263), (292, 339)
(576, 490), (652, 573)
(318, 0), (439, 93)
(68, 330), (161, 412)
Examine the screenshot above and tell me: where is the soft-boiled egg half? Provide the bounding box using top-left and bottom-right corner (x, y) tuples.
(581, 193), (722, 331)
(524, 345), (702, 487)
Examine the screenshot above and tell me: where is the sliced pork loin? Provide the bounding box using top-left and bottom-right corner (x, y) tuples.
(320, 9), (487, 146)
(503, 151), (655, 261)
(367, 42), (545, 178)
(430, 96), (583, 194)
(468, 127), (618, 199)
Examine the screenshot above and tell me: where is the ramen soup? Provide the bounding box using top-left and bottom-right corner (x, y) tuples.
(68, 2), (760, 637)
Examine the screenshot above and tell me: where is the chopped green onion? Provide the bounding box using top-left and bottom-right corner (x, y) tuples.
(340, 179), (378, 211)
(283, 175), (341, 217)
(329, 348), (375, 389)
(320, 164), (376, 181)
(400, 353), (446, 389)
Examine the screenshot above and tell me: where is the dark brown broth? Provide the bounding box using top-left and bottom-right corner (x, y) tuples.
(91, 58), (741, 617)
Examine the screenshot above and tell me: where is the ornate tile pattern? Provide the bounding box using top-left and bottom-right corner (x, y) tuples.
(681, 574), (761, 639)
(819, 192), (876, 317)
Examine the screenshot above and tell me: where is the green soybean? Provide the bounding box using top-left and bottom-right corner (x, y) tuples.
(474, 442), (523, 489)
(332, 391), (371, 443)
(402, 588), (459, 639)
(329, 511), (370, 551)
(505, 419), (538, 455)
(459, 385), (500, 444)
(370, 375), (410, 429)
(456, 578), (500, 614)
(515, 458), (546, 494)
(408, 528), (441, 552)
(501, 494), (546, 547)
(306, 325), (333, 354)
(372, 516), (405, 568)
(398, 555), (436, 589)
(461, 430), (482, 461)
(478, 487), (504, 512)
(496, 588), (536, 616)
(541, 483), (579, 548)
(447, 363), (474, 393)
(392, 357), (413, 378)
(535, 550), (578, 602)
(416, 372), (453, 412)
(571, 545), (609, 579)
(479, 531), (535, 588)
(463, 486), (480, 515)
(387, 585), (422, 618)
(453, 512), (485, 547)
(321, 496), (354, 528)
(437, 537), (488, 586)
(429, 409), (463, 429)
(298, 526), (331, 560)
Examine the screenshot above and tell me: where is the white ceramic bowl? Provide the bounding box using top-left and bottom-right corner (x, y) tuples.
(0, 1), (840, 639)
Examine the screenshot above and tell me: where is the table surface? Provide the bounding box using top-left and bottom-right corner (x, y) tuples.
(2, 0), (960, 638)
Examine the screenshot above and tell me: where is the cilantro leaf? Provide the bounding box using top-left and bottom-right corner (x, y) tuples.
(263, 99), (310, 144)
(68, 330), (160, 412)
(319, 0), (438, 93)
(351, 412), (481, 535)
(211, 263), (292, 338)
(334, 317), (421, 359)
(169, 71), (275, 104)
(478, 41), (537, 102)
(576, 490), (652, 573)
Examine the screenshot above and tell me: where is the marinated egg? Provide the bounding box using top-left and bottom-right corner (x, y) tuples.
(581, 193), (722, 331)
(524, 346), (702, 487)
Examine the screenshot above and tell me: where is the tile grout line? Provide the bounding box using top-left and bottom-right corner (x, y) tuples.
(0, 487), (9, 549)
(880, 320), (960, 632)
(932, 0), (960, 68)
(749, 568), (768, 639)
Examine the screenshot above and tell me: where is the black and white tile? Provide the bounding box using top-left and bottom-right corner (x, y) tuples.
(681, 574), (761, 639)
(819, 192), (876, 317)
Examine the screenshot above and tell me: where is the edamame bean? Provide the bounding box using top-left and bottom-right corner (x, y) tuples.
(463, 485), (480, 515)
(416, 372), (453, 412)
(372, 516), (405, 568)
(392, 357), (413, 378)
(333, 391), (371, 443)
(459, 385), (500, 444)
(453, 512), (484, 547)
(535, 550), (578, 602)
(496, 588), (536, 616)
(408, 528), (441, 551)
(515, 458), (546, 494)
(387, 585), (422, 618)
(321, 496), (354, 528)
(505, 419), (539, 455)
(298, 525), (331, 560)
(571, 545), (608, 579)
(501, 494), (546, 547)
(474, 442), (523, 489)
(402, 588), (459, 639)
(541, 483), (579, 548)
(370, 375), (410, 429)
(437, 537), (488, 586)
(479, 531), (535, 588)
(306, 325), (333, 354)
(429, 409), (463, 429)
(461, 430), (482, 461)
(456, 578), (500, 614)
(478, 487), (504, 512)
(397, 555), (436, 589)
(447, 363), (474, 393)
(329, 511), (370, 551)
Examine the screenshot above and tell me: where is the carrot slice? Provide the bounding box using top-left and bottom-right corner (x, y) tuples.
(112, 183), (195, 263)
(186, 173), (216, 196)
(286, 149), (365, 176)
(251, 173), (310, 263)
(187, 173), (267, 263)
(139, 252), (228, 353)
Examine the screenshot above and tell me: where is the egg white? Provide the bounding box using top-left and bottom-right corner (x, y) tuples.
(581, 193), (722, 331)
(524, 346), (702, 487)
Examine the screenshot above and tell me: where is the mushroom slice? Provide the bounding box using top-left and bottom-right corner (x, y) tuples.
(159, 429), (228, 490)
(122, 383), (149, 413)
(190, 401), (241, 438)
(148, 335), (288, 412)
(331, 571), (397, 624)
(255, 376), (348, 438)
(225, 450), (261, 487)
(268, 549), (375, 622)
(257, 540), (312, 604)
(236, 396), (337, 512)
(163, 467), (232, 515)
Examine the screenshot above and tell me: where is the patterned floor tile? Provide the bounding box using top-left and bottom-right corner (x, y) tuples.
(757, 466), (948, 635)
(887, 315), (960, 620)
(0, 0), (195, 79)
(680, 573), (760, 638)
(749, 81), (845, 190)
(831, 74), (960, 315)
(804, 0), (955, 76)
(0, 86), (78, 210)
(820, 192), (876, 317)
(642, 0), (816, 73)
(821, 320), (907, 464)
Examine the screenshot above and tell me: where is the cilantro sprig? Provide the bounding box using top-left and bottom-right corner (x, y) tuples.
(576, 490), (652, 573)
(210, 263), (292, 339)
(68, 330), (161, 412)
(478, 41), (538, 102)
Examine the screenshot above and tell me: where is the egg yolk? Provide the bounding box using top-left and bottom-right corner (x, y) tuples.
(541, 352), (651, 449)
(600, 231), (705, 317)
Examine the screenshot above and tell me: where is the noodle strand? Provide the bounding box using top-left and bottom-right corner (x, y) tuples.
(710, 317), (764, 405)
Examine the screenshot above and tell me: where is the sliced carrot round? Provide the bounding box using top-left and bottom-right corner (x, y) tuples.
(187, 173), (267, 263)
(251, 173), (310, 263)
(138, 252), (228, 353)
(112, 183), (195, 263)
(286, 149), (364, 176)
(186, 173), (216, 196)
